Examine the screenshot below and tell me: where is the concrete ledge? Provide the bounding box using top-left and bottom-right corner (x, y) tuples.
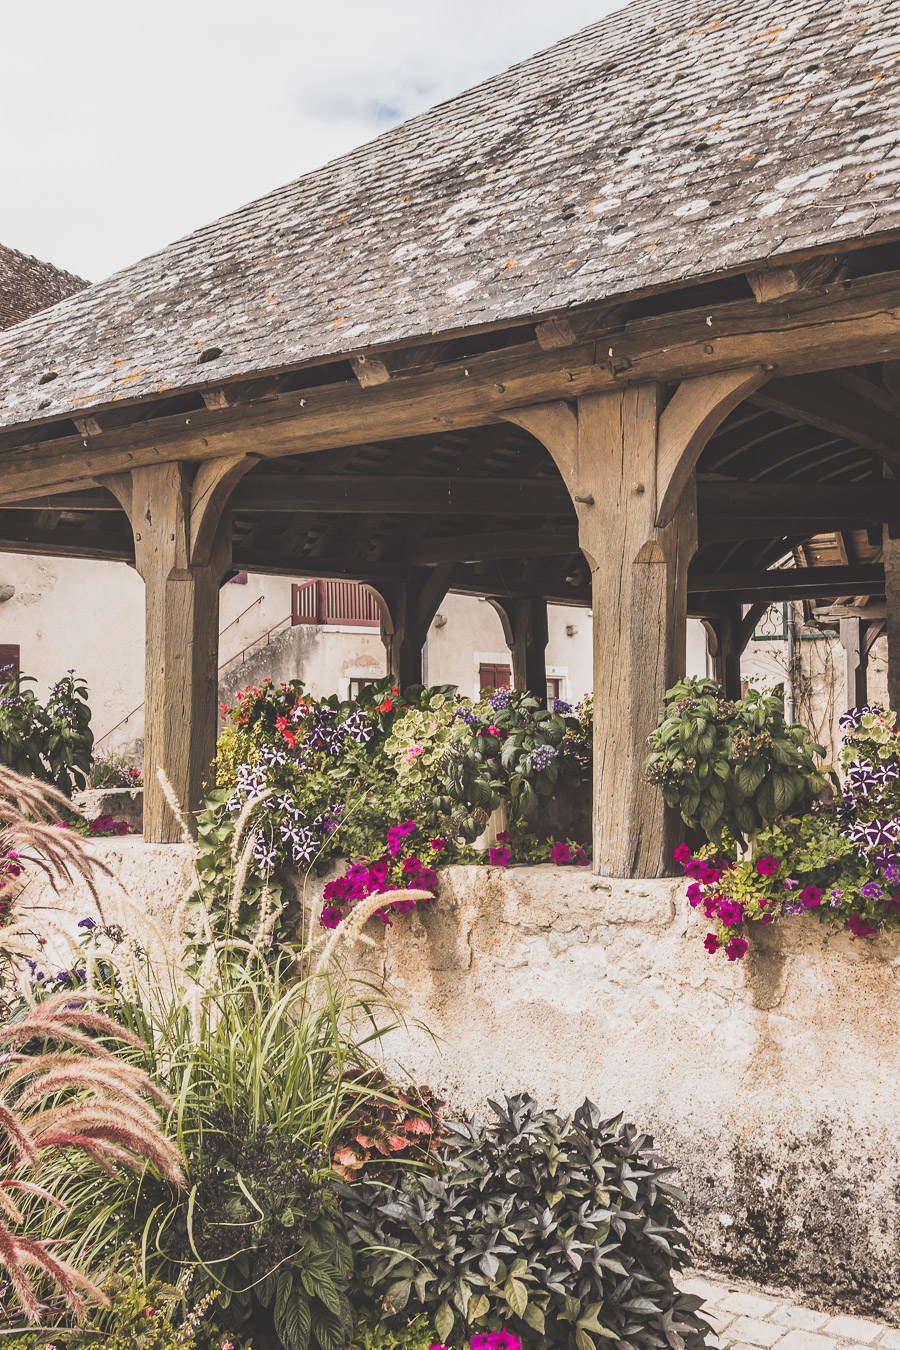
(27, 847), (900, 1321)
(73, 787), (143, 831)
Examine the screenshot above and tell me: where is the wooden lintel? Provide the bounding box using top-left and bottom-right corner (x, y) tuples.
(4, 268), (900, 502)
(0, 523), (133, 562)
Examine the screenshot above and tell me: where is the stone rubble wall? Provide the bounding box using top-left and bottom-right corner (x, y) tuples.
(29, 845), (900, 1322)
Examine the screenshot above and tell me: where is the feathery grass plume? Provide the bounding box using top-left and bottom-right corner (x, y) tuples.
(314, 889), (433, 975)
(0, 764), (110, 911)
(155, 768), (198, 853)
(0, 990), (183, 1323)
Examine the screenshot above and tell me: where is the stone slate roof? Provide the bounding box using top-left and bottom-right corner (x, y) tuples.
(1, 0), (899, 430)
(0, 243), (86, 331)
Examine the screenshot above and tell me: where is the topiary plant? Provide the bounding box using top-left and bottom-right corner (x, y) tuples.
(642, 677), (827, 844)
(341, 1094), (710, 1350)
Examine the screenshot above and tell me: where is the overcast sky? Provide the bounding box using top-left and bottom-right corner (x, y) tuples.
(2, 1), (620, 284)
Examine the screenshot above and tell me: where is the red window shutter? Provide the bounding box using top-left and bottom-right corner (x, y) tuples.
(479, 663), (511, 693)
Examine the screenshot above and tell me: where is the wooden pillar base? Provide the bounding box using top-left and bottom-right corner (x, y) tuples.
(710, 606), (744, 701)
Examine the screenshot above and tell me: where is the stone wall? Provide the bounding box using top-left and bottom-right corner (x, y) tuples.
(33, 845), (900, 1322)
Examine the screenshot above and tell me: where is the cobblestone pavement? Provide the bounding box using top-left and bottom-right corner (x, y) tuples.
(679, 1272), (899, 1350)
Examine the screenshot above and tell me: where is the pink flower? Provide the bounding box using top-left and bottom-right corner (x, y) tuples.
(755, 856), (779, 876)
(800, 886), (822, 907)
(487, 725), (502, 736)
(403, 743), (425, 765)
(704, 933), (720, 954)
(550, 842), (571, 865)
(429, 838), (447, 851)
(725, 936), (749, 961)
(673, 844), (692, 864)
(848, 912), (878, 938)
(686, 882), (703, 907)
(573, 846), (590, 866)
(320, 906), (343, 929)
(717, 899), (743, 927)
(489, 845), (512, 867)
(783, 878), (800, 890)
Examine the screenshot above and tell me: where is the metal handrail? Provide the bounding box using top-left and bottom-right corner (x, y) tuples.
(96, 608), (291, 746)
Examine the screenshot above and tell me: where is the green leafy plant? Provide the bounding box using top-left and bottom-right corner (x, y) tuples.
(29, 949), (415, 1350)
(2, 1257), (252, 1349)
(343, 1093), (709, 1350)
(349, 1309), (435, 1350)
(643, 677), (827, 843)
(0, 668), (93, 796)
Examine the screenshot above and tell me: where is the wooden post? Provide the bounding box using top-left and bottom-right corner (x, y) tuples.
(884, 526), (900, 714)
(504, 377), (731, 877)
(839, 616), (869, 709)
(488, 595), (549, 699)
(102, 456), (252, 842)
(710, 606), (744, 701)
(378, 565), (454, 688)
(129, 463), (231, 841)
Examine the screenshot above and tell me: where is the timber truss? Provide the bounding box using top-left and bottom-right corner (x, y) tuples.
(4, 241), (900, 861)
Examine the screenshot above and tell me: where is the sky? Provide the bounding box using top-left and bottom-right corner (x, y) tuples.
(1, 1), (621, 284)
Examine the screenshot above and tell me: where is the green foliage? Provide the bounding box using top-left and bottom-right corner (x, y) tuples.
(0, 668), (93, 795)
(643, 677), (827, 842)
(89, 749), (142, 788)
(349, 1310), (435, 1350)
(27, 954), (410, 1350)
(198, 677), (591, 946)
(343, 1094), (709, 1350)
(1, 1259), (252, 1349)
(432, 689), (589, 834)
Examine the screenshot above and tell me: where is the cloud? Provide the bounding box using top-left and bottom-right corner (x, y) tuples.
(0, 0), (620, 281)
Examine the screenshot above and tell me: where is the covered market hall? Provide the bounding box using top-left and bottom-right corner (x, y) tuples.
(0, 0), (899, 870)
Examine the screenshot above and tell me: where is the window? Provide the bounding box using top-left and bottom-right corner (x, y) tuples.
(546, 677), (561, 703)
(0, 644), (19, 689)
(479, 662), (511, 694)
(348, 677), (377, 700)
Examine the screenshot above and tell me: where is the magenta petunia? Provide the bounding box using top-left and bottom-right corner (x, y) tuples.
(755, 855), (779, 876)
(704, 932), (720, 954)
(489, 845), (512, 867)
(800, 886), (823, 907)
(717, 899), (743, 927)
(319, 906), (343, 929)
(550, 842), (571, 865)
(673, 844), (692, 864)
(725, 936), (749, 961)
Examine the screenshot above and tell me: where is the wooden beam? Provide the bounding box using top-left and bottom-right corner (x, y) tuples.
(5, 269), (900, 502)
(746, 255), (845, 303)
(0, 523), (133, 562)
(1, 490), (122, 511)
(749, 374), (900, 461)
(235, 475), (574, 516)
(698, 480), (900, 520)
(689, 563), (884, 601)
(411, 529), (578, 565)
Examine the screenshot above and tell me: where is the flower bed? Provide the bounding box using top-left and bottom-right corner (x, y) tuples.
(200, 677), (592, 941)
(645, 680), (900, 960)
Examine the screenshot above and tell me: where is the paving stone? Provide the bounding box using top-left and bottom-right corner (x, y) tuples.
(777, 1331), (841, 1350)
(720, 1294), (781, 1319)
(727, 1317), (786, 1347)
(680, 1277), (731, 1306)
(772, 1310), (832, 1333)
(823, 1318), (885, 1344)
(877, 1334), (900, 1350)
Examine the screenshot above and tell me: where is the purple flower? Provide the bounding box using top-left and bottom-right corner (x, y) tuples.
(488, 687), (513, 711)
(77, 917), (97, 930)
(552, 698), (573, 714)
(829, 889), (845, 906)
(861, 881), (883, 900)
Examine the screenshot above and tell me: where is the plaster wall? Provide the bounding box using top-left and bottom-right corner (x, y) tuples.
(30, 843), (900, 1322)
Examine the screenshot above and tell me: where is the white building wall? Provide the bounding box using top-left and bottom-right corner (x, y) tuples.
(0, 555), (720, 760)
